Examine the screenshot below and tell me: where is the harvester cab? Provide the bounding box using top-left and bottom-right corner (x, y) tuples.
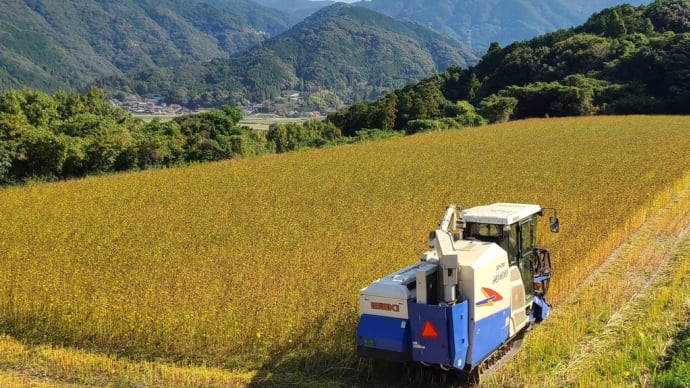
(356, 203), (559, 380)
(461, 203), (558, 305)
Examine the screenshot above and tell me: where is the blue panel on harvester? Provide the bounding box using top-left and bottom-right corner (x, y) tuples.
(356, 314), (410, 354)
(448, 301), (469, 369)
(470, 307), (510, 365)
(408, 301), (469, 367)
(532, 294), (551, 322)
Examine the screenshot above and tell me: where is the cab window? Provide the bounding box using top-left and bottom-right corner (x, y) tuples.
(506, 223), (518, 265)
(520, 218), (535, 254)
(464, 223), (501, 243)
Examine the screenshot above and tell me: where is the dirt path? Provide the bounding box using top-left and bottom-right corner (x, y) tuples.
(562, 182), (690, 307)
(549, 176), (690, 385)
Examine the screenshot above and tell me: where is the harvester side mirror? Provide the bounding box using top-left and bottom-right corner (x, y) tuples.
(550, 216), (560, 233)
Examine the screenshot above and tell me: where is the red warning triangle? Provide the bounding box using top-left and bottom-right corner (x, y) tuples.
(421, 321), (439, 339)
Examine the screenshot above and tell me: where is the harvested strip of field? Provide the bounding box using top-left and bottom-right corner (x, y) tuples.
(491, 173), (690, 386)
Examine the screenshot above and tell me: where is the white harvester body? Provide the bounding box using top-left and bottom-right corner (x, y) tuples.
(356, 203), (558, 374)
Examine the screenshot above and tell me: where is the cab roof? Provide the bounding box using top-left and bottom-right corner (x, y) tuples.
(461, 203), (541, 225)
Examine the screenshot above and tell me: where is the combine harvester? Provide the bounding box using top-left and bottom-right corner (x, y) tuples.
(356, 203), (559, 383)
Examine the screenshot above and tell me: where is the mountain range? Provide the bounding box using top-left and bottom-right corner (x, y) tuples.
(121, 3), (478, 108)
(0, 0), (655, 108)
(0, 0), (292, 91)
(353, 0), (649, 52)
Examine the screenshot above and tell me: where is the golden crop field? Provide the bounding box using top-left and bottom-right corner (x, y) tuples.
(0, 115), (689, 386)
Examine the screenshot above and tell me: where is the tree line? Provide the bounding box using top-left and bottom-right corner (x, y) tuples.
(0, 88), (382, 186)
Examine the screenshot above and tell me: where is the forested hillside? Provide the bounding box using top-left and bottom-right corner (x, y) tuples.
(0, 0), (291, 92)
(355, 0), (648, 52)
(1, 0), (662, 110)
(328, 0), (690, 135)
(115, 3), (479, 108)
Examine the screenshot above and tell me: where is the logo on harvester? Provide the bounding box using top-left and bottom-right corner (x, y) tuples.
(476, 287), (503, 307)
(371, 302), (400, 312)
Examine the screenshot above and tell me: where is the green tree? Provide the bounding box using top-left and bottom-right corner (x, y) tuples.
(22, 127), (65, 178)
(305, 90), (344, 112)
(18, 89), (59, 128)
(0, 89), (27, 116)
(59, 135), (88, 178)
(174, 107), (249, 161)
(1, 119), (65, 180)
(222, 105), (243, 125)
(645, 0), (690, 33)
(561, 74), (599, 115)
(478, 95), (518, 123)
(612, 10), (629, 36)
(135, 120), (175, 168)
(266, 123), (290, 153)
(335, 102), (373, 137)
(452, 101), (487, 127)
(57, 113), (107, 137)
(0, 141), (12, 184)
(374, 91), (398, 132)
(83, 87), (118, 117)
(0, 112), (28, 183)
(411, 80), (445, 120)
(267, 119), (340, 153)
(55, 91), (87, 119)
(405, 119), (444, 135)
(84, 121), (134, 172)
(584, 8), (629, 37)
(502, 80), (594, 118)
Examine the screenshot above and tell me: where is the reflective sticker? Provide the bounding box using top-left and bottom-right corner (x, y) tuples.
(421, 321), (439, 339)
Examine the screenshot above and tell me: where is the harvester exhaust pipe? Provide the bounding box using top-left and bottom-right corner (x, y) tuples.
(434, 230), (460, 303)
(439, 205), (457, 232)
(431, 206), (463, 303)
(439, 205), (465, 241)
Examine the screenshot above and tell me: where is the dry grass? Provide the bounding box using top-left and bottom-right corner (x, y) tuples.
(0, 116), (690, 385)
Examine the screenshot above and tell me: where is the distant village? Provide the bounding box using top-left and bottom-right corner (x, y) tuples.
(111, 95), (191, 116)
(112, 92), (338, 119)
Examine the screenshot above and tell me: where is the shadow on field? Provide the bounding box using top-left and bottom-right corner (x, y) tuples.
(246, 306), (362, 387)
(246, 306), (472, 388)
(653, 321), (690, 384)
